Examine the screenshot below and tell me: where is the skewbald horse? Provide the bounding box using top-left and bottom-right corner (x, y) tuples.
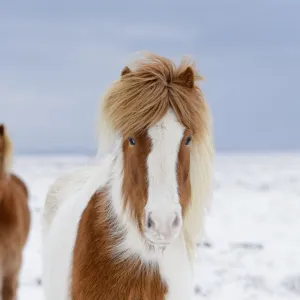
(0, 124), (30, 300)
(43, 53), (214, 300)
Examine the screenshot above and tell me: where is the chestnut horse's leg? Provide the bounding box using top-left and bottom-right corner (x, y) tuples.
(0, 267), (3, 300)
(2, 273), (18, 300)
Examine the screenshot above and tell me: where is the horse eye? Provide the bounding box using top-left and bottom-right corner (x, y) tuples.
(128, 137), (136, 146)
(184, 135), (192, 146)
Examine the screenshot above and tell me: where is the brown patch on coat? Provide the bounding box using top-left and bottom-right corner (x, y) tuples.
(0, 126), (30, 300)
(71, 189), (167, 300)
(177, 129), (192, 216)
(10, 174), (28, 198)
(122, 132), (151, 233)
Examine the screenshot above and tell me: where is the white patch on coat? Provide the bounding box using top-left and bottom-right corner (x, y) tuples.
(145, 110), (184, 242)
(160, 234), (194, 300)
(42, 155), (114, 300)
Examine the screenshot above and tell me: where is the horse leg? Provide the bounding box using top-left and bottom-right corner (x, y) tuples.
(2, 273), (18, 300)
(0, 267), (3, 300)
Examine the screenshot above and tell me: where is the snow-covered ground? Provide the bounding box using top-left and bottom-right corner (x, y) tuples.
(12, 154), (300, 300)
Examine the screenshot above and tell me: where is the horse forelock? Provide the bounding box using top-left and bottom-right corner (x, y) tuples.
(97, 52), (206, 152)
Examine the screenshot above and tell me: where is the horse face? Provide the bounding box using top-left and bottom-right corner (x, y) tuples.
(122, 110), (192, 247)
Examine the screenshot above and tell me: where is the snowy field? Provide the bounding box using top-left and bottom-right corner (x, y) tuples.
(12, 154), (300, 300)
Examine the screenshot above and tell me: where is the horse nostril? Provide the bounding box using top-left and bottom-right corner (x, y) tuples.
(171, 213), (180, 229)
(147, 213), (154, 229)
(146, 212), (181, 234)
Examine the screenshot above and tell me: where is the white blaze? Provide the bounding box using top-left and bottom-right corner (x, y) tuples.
(146, 109), (185, 224)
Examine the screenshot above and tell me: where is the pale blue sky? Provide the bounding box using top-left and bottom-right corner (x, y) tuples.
(0, 1), (299, 153)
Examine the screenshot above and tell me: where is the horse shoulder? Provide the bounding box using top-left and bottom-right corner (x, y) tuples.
(10, 174), (28, 198)
(43, 166), (97, 237)
(0, 178), (28, 224)
(43, 157), (113, 300)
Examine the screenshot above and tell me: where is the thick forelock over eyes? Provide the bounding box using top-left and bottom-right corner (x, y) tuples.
(99, 53), (209, 145)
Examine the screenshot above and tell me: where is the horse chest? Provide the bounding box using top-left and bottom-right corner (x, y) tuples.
(71, 193), (194, 300)
(43, 174), (195, 300)
(71, 246), (193, 300)
(158, 239), (194, 300)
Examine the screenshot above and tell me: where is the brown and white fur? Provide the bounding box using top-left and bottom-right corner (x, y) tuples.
(0, 124), (30, 300)
(42, 53), (214, 300)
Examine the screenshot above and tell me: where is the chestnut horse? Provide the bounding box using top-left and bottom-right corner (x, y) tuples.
(43, 53), (214, 300)
(0, 124), (30, 300)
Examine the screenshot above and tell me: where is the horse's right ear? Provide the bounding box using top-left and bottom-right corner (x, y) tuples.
(178, 67), (194, 88)
(0, 124), (4, 136)
(121, 66), (131, 77)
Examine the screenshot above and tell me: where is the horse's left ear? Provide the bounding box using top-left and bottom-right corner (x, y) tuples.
(178, 67), (194, 88)
(0, 124), (4, 136)
(121, 66), (131, 77)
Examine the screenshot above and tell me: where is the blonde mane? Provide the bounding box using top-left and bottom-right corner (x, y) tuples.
(0, 125), (13, 174)
(97, 53), (214, 258)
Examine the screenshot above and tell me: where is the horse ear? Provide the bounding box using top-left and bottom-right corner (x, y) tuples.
(121, 66), (131, 77)
(0, 124), (4, 136)
(178, 66), (194, 88)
